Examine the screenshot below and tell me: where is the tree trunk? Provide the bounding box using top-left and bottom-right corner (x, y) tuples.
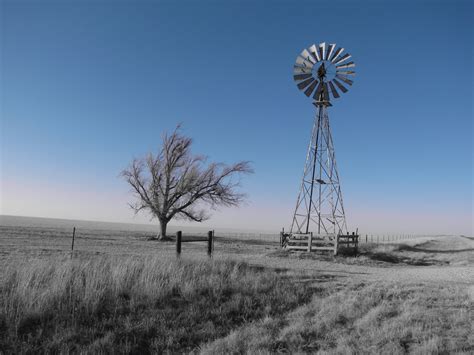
(158, 219), (168, 240)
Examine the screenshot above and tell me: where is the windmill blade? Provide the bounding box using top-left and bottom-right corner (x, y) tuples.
(336, 75), (353, 85)
(313, 82), (323, 100)
(330, 47), (344, 62)
(336, 70), (356, 76)
(318, 43), (326, 62)
(333, 78), (348, 93)
(293, 73), (313, 81)
(304, 79), (318, 97)
(297, 77), (315, 90)
(326, 44), (336, 60)
(300, 49), (316, 64)
(309, 44), (321, 61)
(328, 81), (340, 98)
(293, 66), (312, 75)
(333, 53), (351, 65)
(336, 61), (355, 69)
(295, 56), (314, 68)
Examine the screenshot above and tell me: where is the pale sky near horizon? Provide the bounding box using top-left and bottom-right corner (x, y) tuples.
(1, 0), (473, 235)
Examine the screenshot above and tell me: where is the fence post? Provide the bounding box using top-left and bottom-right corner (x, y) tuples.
(208, 231), (213, 257)
(212, 230), (215, 252)
(366, 234), (368, 243)
(71, 227), (76, 258)
(334, 235), (339, 256)
(176, 231), (182, 257)
(308, 232), (312, 252)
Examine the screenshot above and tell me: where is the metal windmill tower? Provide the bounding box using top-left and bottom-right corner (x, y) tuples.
(290, 43), (355, 237)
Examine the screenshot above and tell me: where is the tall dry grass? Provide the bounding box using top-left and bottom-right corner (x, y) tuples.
(2, 254), (471, 354)
(0, 256), (310, 353)
(201, 282), (473, 354)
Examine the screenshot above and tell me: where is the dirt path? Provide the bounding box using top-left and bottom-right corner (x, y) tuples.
(362, 235), (473, 284)
(225, 235), (473, 288)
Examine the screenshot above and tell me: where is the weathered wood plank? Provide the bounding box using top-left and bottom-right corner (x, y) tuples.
(287, 241), (309, 246)
(287, 241), (334, 247)
(311, 233), (337, 237)
(311, 247), (335, 251)
(286, 245), (335, 251)
(286, 245), (310, 251)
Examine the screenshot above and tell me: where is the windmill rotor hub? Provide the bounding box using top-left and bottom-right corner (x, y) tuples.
(293, 42), (355, 105)
(317, 62), (327, 80)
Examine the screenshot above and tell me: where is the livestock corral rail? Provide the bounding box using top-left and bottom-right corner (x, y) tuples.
(281, 232), (359, 255)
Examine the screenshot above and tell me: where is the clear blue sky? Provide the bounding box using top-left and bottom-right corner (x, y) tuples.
(1, 0), (472, 234)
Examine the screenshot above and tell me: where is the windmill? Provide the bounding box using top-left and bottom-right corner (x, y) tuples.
(290, 42), (355, 240)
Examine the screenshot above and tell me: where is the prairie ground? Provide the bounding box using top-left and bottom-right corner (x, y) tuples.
(0, 218), (472, 353)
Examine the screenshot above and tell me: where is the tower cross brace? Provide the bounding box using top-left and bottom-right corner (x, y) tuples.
(290, 101), (348, 236)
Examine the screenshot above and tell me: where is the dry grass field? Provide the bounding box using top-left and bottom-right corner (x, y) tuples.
(1, 216), (473, 354)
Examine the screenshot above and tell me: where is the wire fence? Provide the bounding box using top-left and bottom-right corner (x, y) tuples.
(213, 232), (281, 244)
(355, 234), (431, 244)
(212, 232), (432, 246)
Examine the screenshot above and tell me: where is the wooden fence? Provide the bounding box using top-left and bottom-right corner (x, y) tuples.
(283, 232), (360, 255)
(176, 230), (214, 258)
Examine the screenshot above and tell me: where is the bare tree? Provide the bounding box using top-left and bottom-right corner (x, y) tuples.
(121, 127), (253, 240)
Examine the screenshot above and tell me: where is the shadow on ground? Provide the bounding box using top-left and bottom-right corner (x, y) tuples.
(267, 243), (452, 267)
(396, 244), (474, 254)
(360, 250), (447, 266)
